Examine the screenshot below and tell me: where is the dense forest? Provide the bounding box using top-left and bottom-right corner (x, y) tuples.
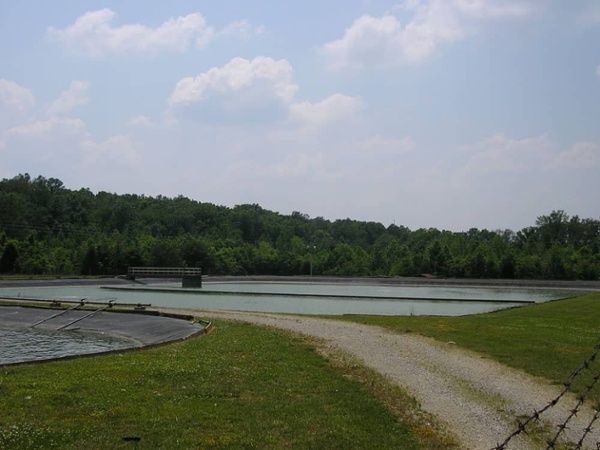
(0, 174), (599, 280)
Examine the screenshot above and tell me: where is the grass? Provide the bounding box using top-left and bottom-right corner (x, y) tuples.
(338, 292), (600, 407)
(0, 320), (455, 450)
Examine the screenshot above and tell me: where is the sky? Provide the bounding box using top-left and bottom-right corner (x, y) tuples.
(1, 1), (599, 232)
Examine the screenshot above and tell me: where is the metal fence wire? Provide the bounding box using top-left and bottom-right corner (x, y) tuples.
(492, 340), (600, 450)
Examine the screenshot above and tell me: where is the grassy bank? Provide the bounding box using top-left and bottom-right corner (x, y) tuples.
(340, 292), (600, 407)
(0, 320), (454, 450)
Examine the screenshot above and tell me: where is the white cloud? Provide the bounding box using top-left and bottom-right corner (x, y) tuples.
(546, 142), (600, 170)
(455, 134), (600, 190)
(289, 94), (363, 126)
(399, 0), (422, 11)
(168, 57), (362, 128)
(0, 80), (93, 166)
(169, 56), (297, 107)
(0, 81), (89, 171)
(81, 135), (140, 166)
(447, 0), (531, 19)
(240, 134), (415, 191)
(0, 79), (35, 112)
(263, 153), (326, 178)
(320, 15), (409, 69)
(318, 135), (414, 182)
(48, 9), (262, 57)
(218, 20), (265, 39)
(47, 80), (90, 116)
(48, 9), (210, 56)
(1, 115), (139, 180)
(5, 117), (86, 138)
(353, 135), (415, 155)
(0, 79), (36, 134)
(320, 0), (531, 69)
(0, 116), (89, 179)
(127, 115), (153, 127)
(460, 134), (554, 175)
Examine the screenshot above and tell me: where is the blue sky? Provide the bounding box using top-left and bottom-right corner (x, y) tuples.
(1, 0), (599, 231)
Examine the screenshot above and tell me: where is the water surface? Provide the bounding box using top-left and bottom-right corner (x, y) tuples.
(0, 282), (573, 317)
(0, 326), (136, 365)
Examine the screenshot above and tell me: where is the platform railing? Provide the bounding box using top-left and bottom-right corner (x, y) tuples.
(127, 267), (202, 278)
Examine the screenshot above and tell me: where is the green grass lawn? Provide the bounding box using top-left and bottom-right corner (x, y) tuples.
(0, 320), (452, 450)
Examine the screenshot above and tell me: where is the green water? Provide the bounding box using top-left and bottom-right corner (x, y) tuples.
(0, 282), (573, 316)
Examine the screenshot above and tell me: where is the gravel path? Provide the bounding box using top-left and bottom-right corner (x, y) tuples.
(166, 309), (600, 450)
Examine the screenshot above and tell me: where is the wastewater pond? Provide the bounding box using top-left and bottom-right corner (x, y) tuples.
(0, 282), (575, 317)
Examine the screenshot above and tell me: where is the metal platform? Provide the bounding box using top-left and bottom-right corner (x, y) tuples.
(127, 267), (202, 287)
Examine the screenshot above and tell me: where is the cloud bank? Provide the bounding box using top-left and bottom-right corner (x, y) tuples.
(168, 56), (363, 127)
(48, 9), (262, 57)
(320, 0), (531, 69)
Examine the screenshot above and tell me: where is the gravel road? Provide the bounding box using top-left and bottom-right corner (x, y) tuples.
(167, 309), (600, 450)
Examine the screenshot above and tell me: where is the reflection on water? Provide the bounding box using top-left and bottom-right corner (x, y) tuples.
(0, 326), (136, 365)
(0, 282), (573, 317)
(201, 282), (566, 302)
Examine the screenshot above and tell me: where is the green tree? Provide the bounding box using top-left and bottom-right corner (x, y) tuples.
(326, 243), (370, 276)
(181, 237), (215, 273)
(427, 241), (451, 276)
(516, 255), (543, 279)
(253, 241), (279, 274)
(468, 248), (486, 278)
(150, 240), (182, 267)
(500, 253), (516, 279)
(543, 245), (568, 280)
(0, 191), (29, 239)
(535, 210), (570, 248)
(213, 247), (244, 275)
(384, 240), (414, 276)
(80, 245), (101, 276)
(0, 241), (20, 273)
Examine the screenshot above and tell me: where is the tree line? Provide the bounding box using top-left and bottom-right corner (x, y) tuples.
(1, 174), (599, 280)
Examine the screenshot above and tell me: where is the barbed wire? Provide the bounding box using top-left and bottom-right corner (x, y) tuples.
(492, 340), (600, 450)
(577, 407), (600, 449)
